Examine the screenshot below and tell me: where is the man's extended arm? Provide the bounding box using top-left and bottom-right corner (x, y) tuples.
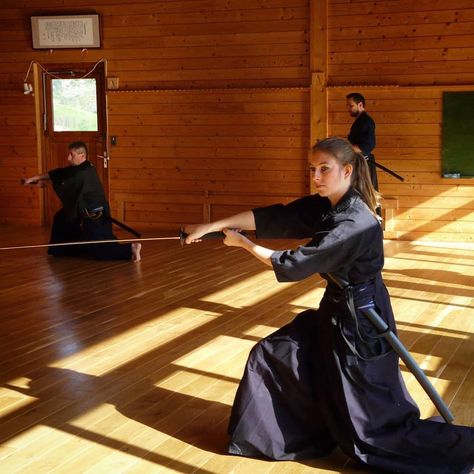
(23, 173), (50, 186)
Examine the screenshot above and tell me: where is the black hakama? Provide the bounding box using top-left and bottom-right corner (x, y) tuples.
(48, 161), (132, 260)
(348, 111), (378, 191)
(227, 190), (474, 473)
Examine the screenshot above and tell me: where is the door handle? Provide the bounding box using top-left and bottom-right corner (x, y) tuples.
(97, 152), (109, 169)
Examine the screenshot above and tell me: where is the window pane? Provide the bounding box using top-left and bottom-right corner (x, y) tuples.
(52, 78), (98, 131)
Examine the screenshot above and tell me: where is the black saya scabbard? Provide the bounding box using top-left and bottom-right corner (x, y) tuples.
(375, 162), (404, 182)
(109, 216), (141, 238)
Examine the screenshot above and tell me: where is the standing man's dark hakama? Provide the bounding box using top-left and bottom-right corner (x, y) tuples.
(227, 190), (474, 473)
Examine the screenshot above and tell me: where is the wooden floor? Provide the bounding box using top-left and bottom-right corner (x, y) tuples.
(0, 224), (473, 474)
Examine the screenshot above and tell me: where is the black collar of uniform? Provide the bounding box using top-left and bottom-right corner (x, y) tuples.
(322, 188), (359, 222)
(334, 188), (359, 213)
(67, 159), (92, 171)
(78, 160), (92, 169)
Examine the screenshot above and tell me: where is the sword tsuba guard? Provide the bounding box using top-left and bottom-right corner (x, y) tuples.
(179, 228), (187, 246)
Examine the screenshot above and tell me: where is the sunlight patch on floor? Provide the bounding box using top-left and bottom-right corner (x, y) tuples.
(242, 324), (279, 338)
(48, 308), (220, 375)
(173, 335), (253, 369)
(200, 271), (295, 306)
(155, 368), (237, 403)
(411, 240), (474, 251)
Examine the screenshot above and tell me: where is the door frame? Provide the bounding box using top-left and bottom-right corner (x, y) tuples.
(35, 60), (109, 226)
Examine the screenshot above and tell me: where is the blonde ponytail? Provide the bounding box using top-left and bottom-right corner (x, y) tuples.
(352, 152), (380, 216)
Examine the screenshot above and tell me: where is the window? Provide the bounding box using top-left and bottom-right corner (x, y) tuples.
(51, 78), (98, 131)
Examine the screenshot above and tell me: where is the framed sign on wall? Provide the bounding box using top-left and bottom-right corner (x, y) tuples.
(31, 14), (101, 49)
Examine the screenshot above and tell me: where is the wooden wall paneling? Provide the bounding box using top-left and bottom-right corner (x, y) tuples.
(0, 90), (40, 225)
(327, 7), (474, 28)
(309, 0), (328, 193)
(1, 0), (307, 7)
(107, 88), (310, 230)
(102, 19), (309, 39)
(110, 191), (297, 232)
(328, 0), (474, 16)
(0, 0), (311, 90)
(328, 1), (474, 86)
(0, 2), (310, 94)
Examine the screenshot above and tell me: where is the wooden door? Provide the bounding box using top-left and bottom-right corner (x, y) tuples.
(42, 62), (108, 225)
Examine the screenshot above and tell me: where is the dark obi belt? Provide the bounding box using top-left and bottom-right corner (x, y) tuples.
(81, 206), (104, 219)
(324, 279), (390, 361)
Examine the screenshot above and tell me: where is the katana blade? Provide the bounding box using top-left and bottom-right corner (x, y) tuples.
(0, 229), (241, 251)
(0, 236), (181, 251)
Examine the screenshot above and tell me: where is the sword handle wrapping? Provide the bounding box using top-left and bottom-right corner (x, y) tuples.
(179, 229), (246, 245)
(21, 178), (38, 185)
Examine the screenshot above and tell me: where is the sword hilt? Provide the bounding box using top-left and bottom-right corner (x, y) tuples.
(179, 228), (246, 246)
(21, 178), (42, 186)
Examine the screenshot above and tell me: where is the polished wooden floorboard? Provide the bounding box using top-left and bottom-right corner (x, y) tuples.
(0, 225), (473, 473)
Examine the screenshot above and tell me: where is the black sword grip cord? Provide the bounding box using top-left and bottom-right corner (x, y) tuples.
(179, 229), (246, 246)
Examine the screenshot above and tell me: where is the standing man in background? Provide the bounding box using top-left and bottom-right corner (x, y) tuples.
(346, 92), (378, 191)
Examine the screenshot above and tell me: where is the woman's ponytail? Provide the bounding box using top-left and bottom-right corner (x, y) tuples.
(352, 151), (380, 216)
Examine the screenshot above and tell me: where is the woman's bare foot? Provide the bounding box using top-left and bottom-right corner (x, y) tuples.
(132, 243), (142, 262)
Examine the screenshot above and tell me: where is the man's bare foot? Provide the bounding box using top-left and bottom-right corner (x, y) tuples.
(132, 243), (142, 262)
